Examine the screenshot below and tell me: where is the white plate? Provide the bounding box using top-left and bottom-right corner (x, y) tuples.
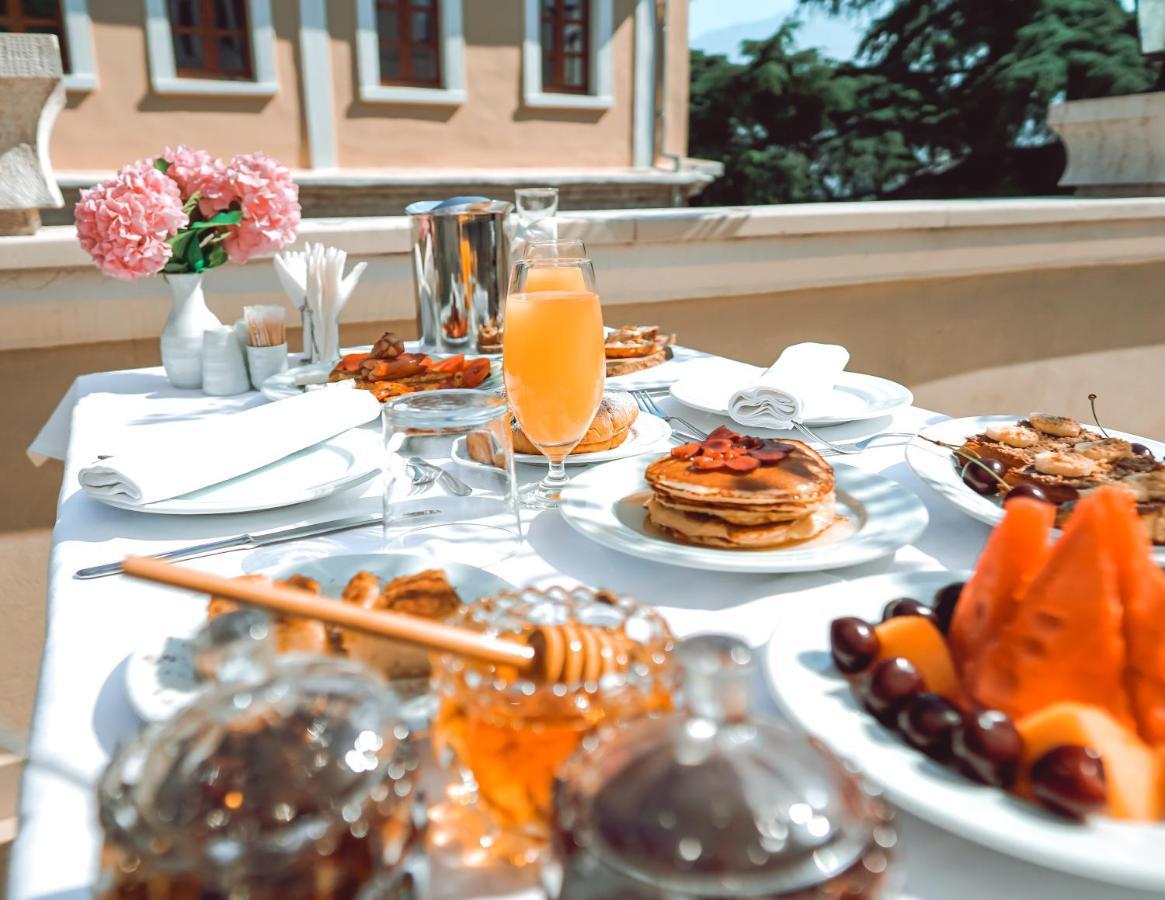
(765, 570), (1165, 893)
(606, 344), (709, 391)
(669, 358), (913, 426)
(95, 429), (379, 515)
(125, 553), (514, 722)
(906, 415), (1165, 564)
(557, 456), (928, 573)
(261, 356), (502, 402)
(452, 413), (672, 469)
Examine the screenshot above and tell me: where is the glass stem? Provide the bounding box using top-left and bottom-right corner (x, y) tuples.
(542, 458), (568, 492)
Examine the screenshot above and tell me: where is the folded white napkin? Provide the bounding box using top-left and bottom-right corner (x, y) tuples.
(78, 384), (380, 505)
(728, 342), (850, 430)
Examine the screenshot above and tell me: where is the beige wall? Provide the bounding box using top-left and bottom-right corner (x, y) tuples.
(50, 0), (308, 171)
(329, 0), (639, 168)
(47, 1), (678, 175)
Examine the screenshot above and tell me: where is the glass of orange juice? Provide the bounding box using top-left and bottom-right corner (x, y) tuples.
(504, 249), (605, 509)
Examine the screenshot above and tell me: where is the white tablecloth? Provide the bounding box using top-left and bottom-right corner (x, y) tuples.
(10, 363), (1158, 900)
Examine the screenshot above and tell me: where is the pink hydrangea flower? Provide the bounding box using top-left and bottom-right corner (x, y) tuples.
(162, 144), (235, 216)
(222, 152), (301, 264)
(74, 159), (189, 281)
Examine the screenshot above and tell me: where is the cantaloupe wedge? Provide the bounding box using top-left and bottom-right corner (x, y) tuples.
(1098, 486), (1165, 744)
(948, 497), (1056, 687)
(874, 616), (959, 699)
(1015, 702), (1163, 821)
(972, 493), (1136, 729)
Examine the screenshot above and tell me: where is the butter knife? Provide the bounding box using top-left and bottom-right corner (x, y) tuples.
(74, 511), (434, 580)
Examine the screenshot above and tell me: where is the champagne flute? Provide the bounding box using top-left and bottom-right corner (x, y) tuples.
(504, 253), (605, 509)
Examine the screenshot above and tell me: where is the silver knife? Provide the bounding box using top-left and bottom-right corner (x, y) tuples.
(74, 511), (435, 580)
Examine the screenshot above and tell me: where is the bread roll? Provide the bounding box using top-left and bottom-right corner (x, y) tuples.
(512, 392), (639, 456)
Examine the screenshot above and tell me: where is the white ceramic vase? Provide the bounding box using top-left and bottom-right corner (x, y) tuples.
(161, 272), (221, 389)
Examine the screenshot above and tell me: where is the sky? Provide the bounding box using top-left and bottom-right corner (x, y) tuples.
(689, 0), (1140, 61)
(688, 0), (864, 62)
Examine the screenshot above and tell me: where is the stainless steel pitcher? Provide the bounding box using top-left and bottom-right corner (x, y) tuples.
(406, 197), (513, 355)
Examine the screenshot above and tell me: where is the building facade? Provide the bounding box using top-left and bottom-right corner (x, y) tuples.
(1, 0), (713, 218)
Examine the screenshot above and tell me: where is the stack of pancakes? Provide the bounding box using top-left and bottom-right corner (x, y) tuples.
(644, 436), (837, 549)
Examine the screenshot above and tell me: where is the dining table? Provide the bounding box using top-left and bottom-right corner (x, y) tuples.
(9, 350), (1159, 900)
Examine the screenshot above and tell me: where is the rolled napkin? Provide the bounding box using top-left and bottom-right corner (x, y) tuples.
(78, 384), (380, 505)
(728, 342), (850, 430)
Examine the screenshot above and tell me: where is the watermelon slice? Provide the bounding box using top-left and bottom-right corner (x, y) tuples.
(948, 497), (1055, 688)
(972, 492), (1135, 729)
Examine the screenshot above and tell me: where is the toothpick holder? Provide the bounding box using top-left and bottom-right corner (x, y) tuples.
(246, 343), (289, 391)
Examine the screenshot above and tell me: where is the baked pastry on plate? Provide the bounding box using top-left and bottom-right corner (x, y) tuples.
(605, 326), (674, 377)
(644, 426), (837, 549)
(512, 392), (639, 456)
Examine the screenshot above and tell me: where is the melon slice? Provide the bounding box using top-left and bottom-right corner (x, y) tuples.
(1015, 702), (1163, 821)
(874, 616), (959, 699)
(1099, 486), (1165, 744)
(972, 493), (1135, 728)
(948, 497), (1056, 687)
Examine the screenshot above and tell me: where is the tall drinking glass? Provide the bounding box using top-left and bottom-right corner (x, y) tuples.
(504, 254), (605, 509)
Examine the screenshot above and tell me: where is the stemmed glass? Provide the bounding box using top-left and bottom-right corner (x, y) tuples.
(503, 246), (605, 509)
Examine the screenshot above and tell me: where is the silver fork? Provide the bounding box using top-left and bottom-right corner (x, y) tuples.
(632, 390), (708, 441)
(791, 421), (862, 455)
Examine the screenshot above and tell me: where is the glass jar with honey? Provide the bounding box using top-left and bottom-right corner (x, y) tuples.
(96, 609), (427, 900)
(429, 585), (677, 868)
(546, 634), (898, 899)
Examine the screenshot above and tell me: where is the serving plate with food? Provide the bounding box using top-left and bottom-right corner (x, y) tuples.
(261, 332), (499, 402)
(453, 392), (671, 468)
(906, 412), (1165, 562)
(767, 487), (1165, 891)
(558, 425), (927, 572)
(125, 553), (512, 722)
(602, 325), (708, 391)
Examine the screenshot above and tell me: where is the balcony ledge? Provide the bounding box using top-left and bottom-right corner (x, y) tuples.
(3, 196), (1165, 350)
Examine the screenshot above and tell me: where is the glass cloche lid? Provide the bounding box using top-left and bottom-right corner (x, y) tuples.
(551, 635), (894, 898)
(98, 609), (422, 887)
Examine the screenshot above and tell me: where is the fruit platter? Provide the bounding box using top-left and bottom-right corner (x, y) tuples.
(768, 486), (1165, 891)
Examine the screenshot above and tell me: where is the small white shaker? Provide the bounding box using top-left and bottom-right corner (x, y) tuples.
(201, 325), (250, 396)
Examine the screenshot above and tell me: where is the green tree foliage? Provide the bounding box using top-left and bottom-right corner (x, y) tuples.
(689, 0), (1161, 204)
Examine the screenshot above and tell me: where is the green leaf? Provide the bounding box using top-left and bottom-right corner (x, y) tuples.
(184, 233), (206, 272)
(205, 209), (242, 225)
(154, 158), (170, 174)
(204, 244), (229, 270)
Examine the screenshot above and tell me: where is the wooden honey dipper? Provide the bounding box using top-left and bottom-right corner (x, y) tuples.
(122, 557), (630, 684)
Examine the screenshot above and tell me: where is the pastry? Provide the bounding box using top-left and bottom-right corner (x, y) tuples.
(605, 326), (674, 377)
(205, 568), (462, 679)
(644, 426), (837, 549)
(341, 569), (462, 680)
(207, 574), (329, 655)
(508, 393), (639, 457)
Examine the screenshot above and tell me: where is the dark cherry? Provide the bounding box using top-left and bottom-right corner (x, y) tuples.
(1131, 442), (1155, 460)
(1003, 484), (1052, 506)
(830, 617), (879, 675)
(881, 597), (937, 625)
(896, 692), (964, 761)
(951, 709), (1023, 788)
(1030, 745), (1107, 820)
(961, 458), (1006, 496)
(931, 582), (965, 635)
(862, 657), (924, 725)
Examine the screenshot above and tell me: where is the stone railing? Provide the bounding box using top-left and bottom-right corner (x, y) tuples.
(4, 196), (1165, 351)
